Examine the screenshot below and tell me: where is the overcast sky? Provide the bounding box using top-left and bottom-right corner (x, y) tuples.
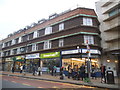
(0, 0), (99, 40)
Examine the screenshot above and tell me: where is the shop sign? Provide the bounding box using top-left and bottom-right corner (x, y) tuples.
(82, 49), (101, 54)
(5, 58), (12, 61)
(13, 56), (24, 61)
(40, 52), (60, 59)
(62, 49), (80, 55)
(26, 53), (40, 59)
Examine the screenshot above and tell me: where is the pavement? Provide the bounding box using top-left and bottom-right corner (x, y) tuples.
(1, 71), (119, 89)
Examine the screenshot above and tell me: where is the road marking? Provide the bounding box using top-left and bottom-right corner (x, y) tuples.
(52, 86), (58, 88)
(22, 83), (31, 86)
(38, 87), (44, 88)
(11, 81), (17, 83)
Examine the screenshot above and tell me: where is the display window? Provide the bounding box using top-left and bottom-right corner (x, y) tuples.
(62, 58), (100, 71)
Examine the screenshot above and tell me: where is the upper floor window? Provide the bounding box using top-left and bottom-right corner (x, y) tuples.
(18, 37), (22, 43)
(12, 39), (15, 45)
(83, 17), (93, 26)
(59, 39), (64, 47)
(17, 48), (21, 54)
(45, 27), (52, 35)
(32, 44), (36, 51)
(59, 23), (64, 31)
(33, 31), (38, 38)
(109, 8), (120, 17)
(84, 35), (94, 44)
(44, 40), (51, 49)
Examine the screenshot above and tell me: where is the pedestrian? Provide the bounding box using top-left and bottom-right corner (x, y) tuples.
(12, 66), (15, 73)
(22, 65), (26, 75)
(38, 66), (42, 76)
(60, 66), (64, 80)
(32, 66), (36, 76)
(80, 64), (85, 80)
(100, 64), (106, 83)
(51, 66), (54, 76)
(53, 66), (57, 76)
(68, 65), (72, 79)
(20, 65), (23, 73)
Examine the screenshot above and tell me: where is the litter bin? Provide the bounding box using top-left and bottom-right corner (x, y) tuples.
(106, 70), (115, 84)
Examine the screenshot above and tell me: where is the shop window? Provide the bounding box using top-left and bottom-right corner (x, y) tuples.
(84, 35), (94, 44)
(45, 27), (52, 35)
(83, 17), (93, 26)
(59, 23), (64, 31)
(44, 40), (51, 49)
(59, 39), (64, 47)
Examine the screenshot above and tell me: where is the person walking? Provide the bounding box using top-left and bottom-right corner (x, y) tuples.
(100, 64), (106, 83)
(20, 65), (23, 73)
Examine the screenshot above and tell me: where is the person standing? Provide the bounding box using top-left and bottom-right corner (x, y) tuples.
(38, 66), (42, 76)
(53, 66), (57, 76)
(12, 66), (15, 73)
(32, 66), (36, 76)
(68, 65), (72, 79)
(80, 64), (85, 80)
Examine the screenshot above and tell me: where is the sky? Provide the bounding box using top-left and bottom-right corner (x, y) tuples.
(0, 0), (99, 40)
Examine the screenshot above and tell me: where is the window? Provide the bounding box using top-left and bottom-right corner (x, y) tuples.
(45, 27), (52, 35)
(18, 37), (22, 43)
(44, 41), (51, 49)
(17, 48), (21, 54)
(83, 17), (93, 26)
(59, 39), (64, 47)
(84, 35), (94, 44)
(109, 8), (120, 17)
(12, 39), (15, 45)
(32, 44), (36, 51)
(33, 31), (38, 38)
(59, 23), (64, 31)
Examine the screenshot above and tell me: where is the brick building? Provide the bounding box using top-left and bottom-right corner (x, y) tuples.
(0, 7), (101, 73)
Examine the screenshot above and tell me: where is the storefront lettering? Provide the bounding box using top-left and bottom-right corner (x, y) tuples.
(40, 52), (60, 58)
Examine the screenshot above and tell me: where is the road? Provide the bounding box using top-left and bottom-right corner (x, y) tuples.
(1, 75), (106, 89)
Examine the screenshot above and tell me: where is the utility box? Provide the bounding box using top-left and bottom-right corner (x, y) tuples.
(106, 70), (115, 84)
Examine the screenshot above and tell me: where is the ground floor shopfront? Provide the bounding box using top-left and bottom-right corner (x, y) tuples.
(2, 49), (101, 74)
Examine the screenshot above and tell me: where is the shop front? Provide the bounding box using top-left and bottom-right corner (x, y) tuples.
(25, 53), (40, 73)
(4, 58), (13, 71)
(61, 49), (101, 76)
(13, 56), (25, 72)
(40, 52), (61, 72)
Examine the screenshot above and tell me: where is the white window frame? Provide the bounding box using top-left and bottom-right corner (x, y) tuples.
(17, 48), (21, 54)
(84, 35), (94, 44)
(12, 39), (15, 45)
(45, 27), (52, 35)
(83, 17), (93, 26)
(59, 23), (64, 31)
(18, 37), (22, 43)
(33, 31), (38, 38)
(59, 39), (64, 47)
(32, 44), (36, 51)
(44, 41), (51, 49)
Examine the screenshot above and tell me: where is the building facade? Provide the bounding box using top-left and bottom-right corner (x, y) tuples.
(0, 7), (101, 73)
(96, 0), (120, 76)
